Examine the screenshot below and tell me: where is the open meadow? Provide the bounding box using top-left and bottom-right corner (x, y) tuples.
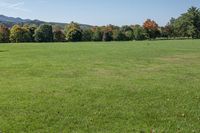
(0, 40), (200, 132)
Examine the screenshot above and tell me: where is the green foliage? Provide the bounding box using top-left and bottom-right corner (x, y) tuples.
(133, 25), (146, 40)
(9, 25), (32, 43)
(112, 30), (125, 41)
(168, 7), (200, 38)
(64, 22), (80, 34)
(23, 24), (36, 42)
(120, 25), (132, 32)
(65, 22), (82, 42)
(124, 30), (134, 40)
(120, 26), (134, 40)
(53, 30), (66, 42)
(166, 18), (177, 38)
(9, 25), (21, 43)
(28, 25), (37, 42)
(186, 7), (200, 38)
(102, 30), (113, 41)
(92, 27), (103, 41)
(0, 24), (10, 43)
(160, 25), (173, 38)
(173, 15), (195, 38)
(34, 24), (53, 42)
(66, 28), (82, 42)
(82, 29), (93, 41)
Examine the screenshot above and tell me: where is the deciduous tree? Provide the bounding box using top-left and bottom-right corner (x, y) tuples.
(92, 27), (103, 41)
(102, 25), (114, 41)
(34, 24), (53, 42)
(133, 25), (146, 40)
(112, 30), (125, 41)
(82, 29), (93, 41)
(0, 24), (10, 43)
(120, 25), (134, 40)
(143, 19), (160, 39)
(53, 30), (66, 42)
(65, 22), (82, 42)
(10, 25), (32, 43)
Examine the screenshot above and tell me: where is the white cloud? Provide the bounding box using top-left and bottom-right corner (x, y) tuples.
(0, 0), (30, 12)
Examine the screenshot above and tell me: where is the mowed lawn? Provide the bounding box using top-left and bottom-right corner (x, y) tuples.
(0, 40), (200, 133)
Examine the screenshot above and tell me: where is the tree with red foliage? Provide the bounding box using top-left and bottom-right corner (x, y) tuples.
(143, 19), (160, 39)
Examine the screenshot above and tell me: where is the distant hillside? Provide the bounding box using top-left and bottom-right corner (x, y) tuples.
(0, 15), (92, 29)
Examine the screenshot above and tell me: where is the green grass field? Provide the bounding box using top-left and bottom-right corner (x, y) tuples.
(0, 40), (200, 133)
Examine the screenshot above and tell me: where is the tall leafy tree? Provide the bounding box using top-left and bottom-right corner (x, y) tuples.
(166, 18), (178, 38)
(0, 24), (10, 43)
(167, 7), (200, 38)
(160, 26), (170, 38)
(173, 15), (195, 38)
(124, 30), (134, 40)
(34, 24), (53, 42)
(120, 25), (134, 40)
(27, 25), (37, 42)
(184, 7), (200, 38)
(102, 25), (114, 41)
(143, 19), (160, 39)
(23, 24), (36, 42)
(82, 29), (93, 41)
(133, 25), (146, 40)
(9, 25), (22, 43)
(102, 31), (112, 41)
(112, 29), (125, 41)
(10, 25), (32, 43)
(53, 30), (66, 42)
(65, 22), (82, 42)
(92, 27), (103, 41)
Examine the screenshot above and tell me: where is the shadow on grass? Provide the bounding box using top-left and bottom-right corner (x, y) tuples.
(0, 50), (8, 52)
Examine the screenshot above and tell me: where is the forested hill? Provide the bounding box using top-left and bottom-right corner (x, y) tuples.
(0, 15), (92, 29)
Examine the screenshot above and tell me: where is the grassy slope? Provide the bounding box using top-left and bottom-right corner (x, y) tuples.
(0, 40), (200, 133)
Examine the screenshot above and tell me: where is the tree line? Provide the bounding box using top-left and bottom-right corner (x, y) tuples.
(0, 6), (200, 43)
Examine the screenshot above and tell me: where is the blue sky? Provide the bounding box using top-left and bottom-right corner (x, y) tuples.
(0, 0), (199, 26)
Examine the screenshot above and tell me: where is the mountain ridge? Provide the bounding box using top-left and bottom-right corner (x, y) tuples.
(0, 15), (92, 29)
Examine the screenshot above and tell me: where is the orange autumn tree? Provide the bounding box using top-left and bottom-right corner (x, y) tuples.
(143, 19), (160, 39)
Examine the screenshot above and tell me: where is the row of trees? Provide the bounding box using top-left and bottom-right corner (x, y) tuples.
(0, 6), (200, 43)
(0, 20), (159, 43)
(165, 7), (200, 39)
